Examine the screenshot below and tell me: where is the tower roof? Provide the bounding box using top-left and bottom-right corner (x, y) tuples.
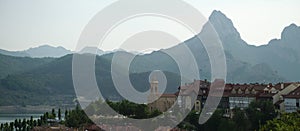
(151, 76), (159, 83)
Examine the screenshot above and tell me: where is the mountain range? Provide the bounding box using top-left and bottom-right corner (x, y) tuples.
(0, 45), (72, 58)
(0, 10), (299, 106)
(0, 45), (142, 58)
(207, 11), (300, 82)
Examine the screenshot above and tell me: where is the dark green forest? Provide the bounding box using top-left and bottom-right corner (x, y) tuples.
(0, 53), (181, 106)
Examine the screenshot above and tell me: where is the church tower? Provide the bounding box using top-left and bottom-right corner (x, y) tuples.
(150, 76), (159, 94)
(148, 76), (159, 104)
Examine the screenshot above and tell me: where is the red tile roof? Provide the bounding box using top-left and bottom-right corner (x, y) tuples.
(161, 94), (176, 97)
(168, 80), (297, 99)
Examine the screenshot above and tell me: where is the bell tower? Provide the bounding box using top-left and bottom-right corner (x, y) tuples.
(148, 76), (159, 104)
(150, 76), (159, 94)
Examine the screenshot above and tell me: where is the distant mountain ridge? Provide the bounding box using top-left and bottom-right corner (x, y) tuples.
(26, 45), (72, 58)
(0, 10), (297, 83)
(0, 49), (30, 57)
(0, 45), (146, 58)
(0, 45), (72, 58)
(205, 11), (300, 81)
(0, 10), (299, 106)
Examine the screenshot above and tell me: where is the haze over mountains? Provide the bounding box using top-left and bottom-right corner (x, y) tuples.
(0, 45), (72, 58)
(207, 11), (300, 82)
(0, 10), (299, 106)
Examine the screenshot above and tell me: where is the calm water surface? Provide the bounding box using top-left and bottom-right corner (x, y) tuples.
(0, 114), (42, 124)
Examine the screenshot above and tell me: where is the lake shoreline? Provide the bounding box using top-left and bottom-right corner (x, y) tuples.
(0, 113), (42, 124)
(0, 105), (61, 114)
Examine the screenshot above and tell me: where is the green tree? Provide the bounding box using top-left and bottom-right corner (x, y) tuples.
(118, 100), (135, 116)
(65, 110), (68, 119)
(246, 100), (276, 130)
(217, 118), (237, 131)
(84, 98), (158, 119)
(149, 109), (162, 118)
(22, 118), (26, 131)
(9, 122), (14, 131)
(65, 105), (92, 128)
(45, 112), (49, 120)
(51, 108), (56, 119)
(133, 104), (149, 119)
(14, 119), (18, 130)
(18, 119), (22, 130)
(201, 109), (223, 131)
(58, 108), (61, 120)
(184, 110), (200, 128)
(30, 116), (33, 128)
(40, 116), (45, 125)
(232, 108), (250, 131)
(260, 112), (300, 131)
(33, 120), (37, 127)
(178, 121), (197, 130)
(4, 123), (8, 131)
(177, 109), (242, 130)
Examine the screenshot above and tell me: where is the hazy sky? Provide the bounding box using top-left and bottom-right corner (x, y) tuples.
(0, 0), (299, 51)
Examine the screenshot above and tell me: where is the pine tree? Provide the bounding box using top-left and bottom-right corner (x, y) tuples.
(22, 118), (26, 131)
(52, 108), (56, 119)
(65, 110), (69, 119)
(9, 122), (14, 131)
(30, 116), (33, 127)
(14, 119), (18, 130)
(58, 108), (62, 120)
(33, 120), (37, 127)
(37, 119), (42, 126)
(4, 123), (8, 131)
(18, 119), (22, 130)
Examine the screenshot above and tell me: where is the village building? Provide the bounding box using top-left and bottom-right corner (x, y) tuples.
(283, 87), (300, 112)
(148, 78), (300, 113)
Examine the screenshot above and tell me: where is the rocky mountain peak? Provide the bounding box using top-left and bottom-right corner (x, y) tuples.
(208, 10), (241, 40)
(281, 23), (300, 41)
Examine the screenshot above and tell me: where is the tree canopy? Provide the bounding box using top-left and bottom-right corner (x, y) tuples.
(260, 112), (300, 131)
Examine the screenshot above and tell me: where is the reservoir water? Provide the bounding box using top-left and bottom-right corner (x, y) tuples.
(0, 114), (42, 124)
